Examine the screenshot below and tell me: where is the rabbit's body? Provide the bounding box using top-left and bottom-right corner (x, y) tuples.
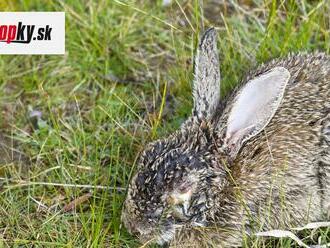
(173, 53), (330, 247)
(122, 28), (330, 247)
(219, 52), (330, 221)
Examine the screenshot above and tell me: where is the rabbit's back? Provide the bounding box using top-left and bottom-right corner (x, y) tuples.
(225, 53), (330, 226)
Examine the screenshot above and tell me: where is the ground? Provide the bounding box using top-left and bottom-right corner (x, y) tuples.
(0, 0), (329, 247)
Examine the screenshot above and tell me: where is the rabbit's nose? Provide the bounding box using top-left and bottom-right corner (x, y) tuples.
(129, 223), (141, 235)
(130, 228), (139, 236)
(132, 223), (148, 236)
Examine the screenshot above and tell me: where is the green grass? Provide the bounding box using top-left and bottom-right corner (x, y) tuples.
(0, 0), (329, 247)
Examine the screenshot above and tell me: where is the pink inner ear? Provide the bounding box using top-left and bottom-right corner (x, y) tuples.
(224, 67), (290, 159)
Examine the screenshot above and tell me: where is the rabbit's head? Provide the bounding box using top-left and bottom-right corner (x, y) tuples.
(121, 118), (224, 244)
(122, 28), (291, 245)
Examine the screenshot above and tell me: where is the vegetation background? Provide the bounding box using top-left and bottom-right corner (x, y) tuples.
(0, 0), (328, 247)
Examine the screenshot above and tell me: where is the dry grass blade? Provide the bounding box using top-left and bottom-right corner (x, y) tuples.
(292, 222), (330, 231)
(257, 222), (330, 248)
(0, 178), (125, 191)
(256, 230), (309, 248)
(62, 192), (93, 212)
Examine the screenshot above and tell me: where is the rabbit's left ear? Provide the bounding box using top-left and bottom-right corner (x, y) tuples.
(225, 67), (290, 159)
(192, 28), (220, 120)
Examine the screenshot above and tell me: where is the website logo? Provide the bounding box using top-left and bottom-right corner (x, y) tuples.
(0, 12), (65, 54)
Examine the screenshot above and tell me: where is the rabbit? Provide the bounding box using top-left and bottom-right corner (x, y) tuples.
(121, 27), (330, 247)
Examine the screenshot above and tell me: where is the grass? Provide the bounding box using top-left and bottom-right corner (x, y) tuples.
(0, 0), (329, 247)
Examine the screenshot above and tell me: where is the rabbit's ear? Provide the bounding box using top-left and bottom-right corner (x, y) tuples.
(193, 27), (220, 120)
(225, 67), (290, 159)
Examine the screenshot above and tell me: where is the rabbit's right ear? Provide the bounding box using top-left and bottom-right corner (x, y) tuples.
(192, 28), (220, 120)
(225, 67), (290, 159)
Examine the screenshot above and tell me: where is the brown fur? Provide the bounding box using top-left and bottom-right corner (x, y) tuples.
(122, 29), (329, 247)
(176, 53), (330, 247)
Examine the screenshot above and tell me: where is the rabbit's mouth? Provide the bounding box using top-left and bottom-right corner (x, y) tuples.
(136, 224), (178, 246)
(147, 218), (207, 246)
(153, 220), (208, 246)
(156, 226), (177, 245)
